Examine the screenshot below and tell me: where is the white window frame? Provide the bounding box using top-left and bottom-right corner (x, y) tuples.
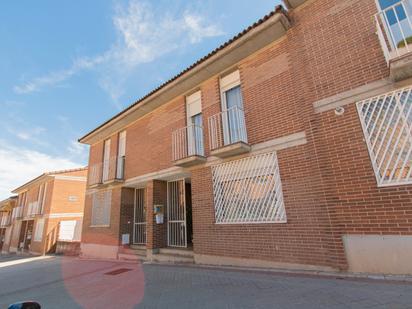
(219, 70), (247, 145)
(356, 86), (412, 187)
(102, 139), (111, 182)
(212, 151), (287, 224)
(90, 190), (112, 227)
(33, 218), (45, 242)
(117, 131), (126, 179)
(186, 91), (204, 156)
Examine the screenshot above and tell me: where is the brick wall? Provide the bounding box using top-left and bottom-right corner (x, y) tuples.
(119, 187), (134, 243)
(146, 180), (168, 250)
(82, 187), (122, 247)
(82, 0), (411, 269)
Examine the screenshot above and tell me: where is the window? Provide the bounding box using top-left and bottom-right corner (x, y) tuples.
(117, 131), (126, 179)
(357, 86), (412, 186)
(219, 70), (247, 145)
(102, 139), (111, 182)
(212, 152), (286, 224)
(91, 190), (112, 226)
(377, 0), (412, 48)
(186, 91), (204, 156)
(37, 183), (47, 214)
(34, 218), (44, 242)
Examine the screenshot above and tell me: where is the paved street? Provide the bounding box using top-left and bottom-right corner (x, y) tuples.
(0, 255), (412, 309)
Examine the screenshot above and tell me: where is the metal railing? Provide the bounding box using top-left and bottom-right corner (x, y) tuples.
(172, 125), (205, 161)
(11, 206), (24, 220)
(88, 156), (125, 186)
(0, 213), (11, 227)
(208, 106), (248, 151)
(27, 201), (42, 217)
(376, 0), (412, 63)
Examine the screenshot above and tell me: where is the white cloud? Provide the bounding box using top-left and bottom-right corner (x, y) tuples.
(13, 0), (224, 107)
(0, 143), (82, 200)
(67, 140), (88, 157)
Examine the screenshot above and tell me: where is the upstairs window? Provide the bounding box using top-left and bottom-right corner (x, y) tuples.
(219, 70), (247, 145)
(116, 131), (126, 179)
(357, 86), (412, 186)
(186, 91), (204, 156)
(377, 0), (412, 49)
(102, 139), (111, 182)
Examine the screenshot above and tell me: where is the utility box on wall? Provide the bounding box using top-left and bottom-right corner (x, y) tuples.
(154, 204), (164, 224)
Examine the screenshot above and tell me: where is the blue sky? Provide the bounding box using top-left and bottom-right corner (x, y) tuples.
(0, 0), (281, 199)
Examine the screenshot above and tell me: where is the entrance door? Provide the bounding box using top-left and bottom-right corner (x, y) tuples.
(133, 188), (146, 245)
(18, 221), (27, 250)
(24, 220), (34, 250)
(0, 228), (5, 251)
(167, 179), (187, 248)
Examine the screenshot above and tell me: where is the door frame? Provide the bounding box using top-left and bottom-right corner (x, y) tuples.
(132, 188), (146, 245)
(167, 179), (187, 248)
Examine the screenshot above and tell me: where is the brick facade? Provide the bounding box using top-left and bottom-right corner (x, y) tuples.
(6, 168), (87, 255)
(80, 0), (412, 274)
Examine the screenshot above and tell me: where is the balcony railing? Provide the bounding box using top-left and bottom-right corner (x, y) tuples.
(27, 201), (42, 217)
(172, 125), (205, 162)
(208, 106), (248, 151)
(88, 156), (125, 186)
(11, 206), (23, 220)
(376, 0), (412, 63)
(0, 213), (11, 227)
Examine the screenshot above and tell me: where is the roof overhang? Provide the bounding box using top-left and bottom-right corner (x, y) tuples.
(11, 174), (53, 194)
(0, 197), (17, 212)
(79, 8), (291, 145)
(11, 167), (87, 194)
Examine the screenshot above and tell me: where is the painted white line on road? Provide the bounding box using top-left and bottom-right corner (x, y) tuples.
(0, 256), (55, 269)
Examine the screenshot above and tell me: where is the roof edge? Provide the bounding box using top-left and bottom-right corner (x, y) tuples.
(11, 166), (88, 194)
(79, 5), (289, 144)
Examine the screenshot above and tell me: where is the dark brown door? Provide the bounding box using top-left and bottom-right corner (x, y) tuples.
(18, 221), (27, 250)
(0, 228), (5, 251)
(24, 220), (34, 250)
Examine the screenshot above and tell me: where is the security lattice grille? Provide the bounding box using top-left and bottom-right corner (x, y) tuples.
(91, 190), (112, 226)
(212, 152), (286, 224)
(357, 87), (412, 186)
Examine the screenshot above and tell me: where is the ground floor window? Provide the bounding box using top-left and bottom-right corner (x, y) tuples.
(33, 218), (45, 242)
(91, 190), (112, 227)
(357, 86), (412, 186)
(211, 151), (286, 224)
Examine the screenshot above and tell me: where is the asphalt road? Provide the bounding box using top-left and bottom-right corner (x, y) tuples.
(0, 255), (412, 309)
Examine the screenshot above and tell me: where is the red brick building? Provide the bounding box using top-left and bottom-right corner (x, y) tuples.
(79, 0), (412, 275)
(6, 168), (87, 255)
(0, 197), (17, 253)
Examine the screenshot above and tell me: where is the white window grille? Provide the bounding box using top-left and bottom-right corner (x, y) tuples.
(357, 86), (412, 186)
(212, 151), (287, 224)
(91, 190), (112, 226)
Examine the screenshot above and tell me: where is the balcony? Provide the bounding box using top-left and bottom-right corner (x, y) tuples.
(208, 106), (251, 158)
(172, 125), (206, 167)
(88, 156), (125, 187)
(11, 206), (23, 220)
(376, 0), (412, 80)
(0, 213), (11, 227)
(27, 201), (42, 217)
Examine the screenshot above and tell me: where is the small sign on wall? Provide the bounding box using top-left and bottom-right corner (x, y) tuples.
(122, 234), (130, 245)
(68, 196), (78, 202)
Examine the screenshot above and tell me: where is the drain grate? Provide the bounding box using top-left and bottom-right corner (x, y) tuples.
(104, 268), (133, 276)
